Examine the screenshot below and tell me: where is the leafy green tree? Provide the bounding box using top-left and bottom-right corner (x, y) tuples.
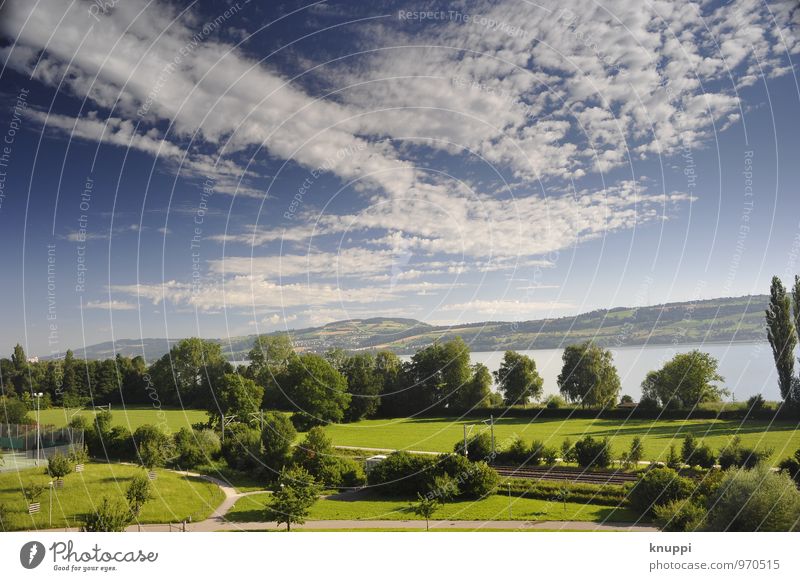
(454, 431), (493, 461)
(410, 494), (439, 530)
(261, 412), (297, 473)
(573, 436), (612, 469)
(281, 353), (350, 430)
(629, 467), (693, 516)
(558, 341), (620, 407)
(0, 396), (31, 424)
(47, 453), (74, 484)
(10, 343), (29, 393)
(133, 425), (174, 470)
(641, 351), (727, 408)
(778, 448), (800, 485)
(209, 373), (264, 428)
(341, 353), (383, 421)
(665, 445), (682, 470)
(766, 276), (797, 402)
(704, 465), (800, 531)
(681, 434), (697, 464)
(221, 424), (262, 471)
(264, 466), (321, 531)
(493, 351), (543, 406)
(654, 499), (706, 531)
(449, 363), (493, 411)
(247, 334), (294, 377)
(126, 473), (152, 519)
(292, 426), (333, 475)
(148, 338), (232, 407)
(81, 497), (130, 532)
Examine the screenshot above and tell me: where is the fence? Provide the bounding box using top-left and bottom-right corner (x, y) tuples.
(0, 424), (84, 458)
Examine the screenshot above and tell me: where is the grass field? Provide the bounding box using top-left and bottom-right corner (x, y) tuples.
(227, 491), (639, 523)
(36, 406), (207, 433)
(322, 416), (800, 462)
(32, 407), (800, 463)
(0, 463), (224, 531)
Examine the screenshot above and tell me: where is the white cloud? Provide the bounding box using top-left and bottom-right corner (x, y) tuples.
(440, 299), (574, 318)
(84, 300), (137, 311)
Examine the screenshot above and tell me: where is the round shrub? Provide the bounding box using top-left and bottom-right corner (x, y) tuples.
(629, 467), (693, 516)
(221, 424), (262, 471)
(454, 432), (493, 461)
(574, 436), (612, 469)
(687, 444), (716, 469)
(704, 465), (800, 531)
(367, 451), (435, 496)
(653, 499), (706, 531)
(459, 461), (499, 498)
(545, 394), (566, 409)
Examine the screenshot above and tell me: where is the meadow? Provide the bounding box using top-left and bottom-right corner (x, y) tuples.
(36, 406), (207, 432)
(0, 463), (224, 531)
(322, 416), (800, 462)
(227, 491), (639, 523)
(32, 407), (800, 463)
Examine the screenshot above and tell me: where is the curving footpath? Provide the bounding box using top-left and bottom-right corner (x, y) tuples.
(125, 472), (657, 532)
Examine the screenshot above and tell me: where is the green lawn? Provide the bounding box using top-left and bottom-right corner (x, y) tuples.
(0, 463), (224, 531)
(36, 406), (207, 433)
(322, 417), (800, 462)
(227, 491), (639, 523)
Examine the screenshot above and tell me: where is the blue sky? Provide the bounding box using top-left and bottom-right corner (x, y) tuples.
(0, 0), (798, 357)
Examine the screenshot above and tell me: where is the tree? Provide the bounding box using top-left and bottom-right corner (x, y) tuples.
(493, 351), (543, 407)
(148, 338), (232, 407)
(10, 343), (29, 393)
(558, 341), (620, 407)
(133, 425), (174, 470)
(704, 465), (800, 531)
(81, 497), (131, 532)
(247, 334), (294, 378)
(292, 426), (333, 475)
(261, 412), (297, 473)
(264, 466), (321, 531)
(766, 276), (797, 402)
(450, 363), (493, 411)
(641, 351), (727, 408)
(629, 468), (693, 516)
(281, 353), (350, 430)
(621, 436), (644, 468)
(47, 453), (74, 484)
(126, 473), (152, 519)
(681, 433), (697, 464)
(341, 353), (383, 421)
(573, 436), (612, 469)
(410, 494), (439, 531)
(209, 373), (264, 428)
(454, 431), (493, 461)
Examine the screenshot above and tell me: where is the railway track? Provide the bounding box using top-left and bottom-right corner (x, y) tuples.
(493, 465), (640, 486)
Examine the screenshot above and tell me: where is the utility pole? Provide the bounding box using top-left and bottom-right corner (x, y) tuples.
(34, 392), (43, 466)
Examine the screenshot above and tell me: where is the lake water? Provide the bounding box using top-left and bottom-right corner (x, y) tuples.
(462, 342), (778, 402)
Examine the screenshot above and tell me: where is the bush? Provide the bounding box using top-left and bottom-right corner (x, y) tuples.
(68, 446), (90, 465)
(429, 473), (460, 501)
(704, 465), (800, 531)
(687, 444), (716, 469)
(573, 436), (612, 469)
(680, 434), (697, 464)
(459, 461), (499, 498)
(544, 394), (566, 409)
(717, 436), (771, 469)
(629, 467), (693, 516)
(261, 412), (297, 473)
(637, 395), (661, 410)
(454, 432), (493, 461)
(367, 451), (436, 496)
(560, 438), (576, 463)
(666, 445), (682, 470)
(132, 425), (174, 469)
(500, 436), (529, 464)
(292, 427), (333, 476)
(542, 446), (559, 465)
(317, 456), (366, 488)
(221, 424), (262, 471)
(81, 497), (131, 532)
(653, 499), (706, 531)
(746, 393), (765, 413)
(777, 448), (800, 485)
(0, 396), (31, 424)
(106, 426), (135, 460)
(173, 428), (220, 468)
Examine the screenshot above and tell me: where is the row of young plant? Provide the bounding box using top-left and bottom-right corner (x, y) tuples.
(461, 430), (776, 472)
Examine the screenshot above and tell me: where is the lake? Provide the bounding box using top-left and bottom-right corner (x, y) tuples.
(462, 342), (778, 401)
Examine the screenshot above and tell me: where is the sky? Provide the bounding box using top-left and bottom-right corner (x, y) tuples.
(0, 0), (798, 358)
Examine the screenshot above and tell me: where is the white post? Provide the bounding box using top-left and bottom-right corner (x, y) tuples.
(49, 481), (53, 527)
(490, 414), (495, 459)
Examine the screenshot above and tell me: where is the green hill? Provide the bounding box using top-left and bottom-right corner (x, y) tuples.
(50, 295), (769, 361)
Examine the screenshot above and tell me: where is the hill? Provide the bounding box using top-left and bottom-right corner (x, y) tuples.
(51, 295), (769, 361)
